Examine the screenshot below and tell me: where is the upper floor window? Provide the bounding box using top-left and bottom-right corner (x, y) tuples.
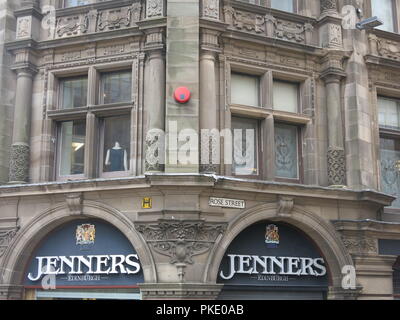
(273, 80), (299, 113)
(231, 73), (260, 107)
(378, 96), (400, 208)
(371, 0), (397, 33)
(271, 0), (296, 13)
(101, 71), (132, 105)
(64, 0), (92, 8)
(60, 76), (88, 109)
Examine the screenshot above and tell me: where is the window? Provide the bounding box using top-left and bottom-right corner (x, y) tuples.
(101, 71), (132, 105)
(51, 66), (134, 181)
(64, 0), (92, 8)
(275, 123), (300, 180)
(58, 120), (86, 177)
(60, 77), (88, 109)
(378, 96), (400, 208)
(371, 0), (396, 33)
(102, 115), (131, 174)
(271, 0), (296, 13)
(231, 73), (260, 107)
(232, 117), (259, 176)
(273, 80), (299, 113)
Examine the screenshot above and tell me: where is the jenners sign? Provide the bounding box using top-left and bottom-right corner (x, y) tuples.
(27, 254), (141, 282)
(218, 222), (329, 287)
(24, 220), (144, 288)
(220, 255), (326, 280)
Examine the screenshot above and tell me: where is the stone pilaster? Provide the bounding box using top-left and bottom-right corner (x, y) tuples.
(200, 29), (220, 174)
(9, 64), (37, 184)
(143, 29), (165, 173)
(321, 54), (347, 187)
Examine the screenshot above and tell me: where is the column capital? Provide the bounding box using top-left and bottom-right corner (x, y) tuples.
(11, 63), (38, 77)
(320, 0), (339, 18)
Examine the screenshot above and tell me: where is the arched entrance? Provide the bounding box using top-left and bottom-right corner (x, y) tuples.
(217, 221), (329, 300)
(203, 204), (355, 300)
(0, 201), (156, 300)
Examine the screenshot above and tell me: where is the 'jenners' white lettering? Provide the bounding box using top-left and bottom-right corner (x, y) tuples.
(27, 254), (141, 281)
(219, 255), (327, 280)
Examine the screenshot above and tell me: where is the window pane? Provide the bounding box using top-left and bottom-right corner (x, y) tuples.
(275, 124), (299, 179)
(371, 0), (394, 32)
(64, 0), (91, 8)
(378, 97), (400, 130)
(271, 0), (294, 12)
(61, 77), (87, 109)
(273, 80), (299, 113)
(59, 120), (86, 176)
(380, 137), (400, 208)
(231, 73), (260, 107)
(103, 116), (131, 173)
(102, 71), (132, 104)
(232, 117), (258, 176)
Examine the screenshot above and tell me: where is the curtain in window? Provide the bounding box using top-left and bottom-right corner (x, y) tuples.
(380, 137), (400, 208)
(273, 80), (299, 113)
(232, 117), (258, 176)
(231, 73), (260, 107)
(371, 0), (395, 32)
(275, 124), (298, 179)
(378, 97), (400, 130)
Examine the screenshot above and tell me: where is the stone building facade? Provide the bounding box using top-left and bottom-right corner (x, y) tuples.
(0, 0), (399, 300)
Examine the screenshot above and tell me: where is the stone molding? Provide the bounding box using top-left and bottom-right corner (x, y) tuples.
(140, 283), (223, 300)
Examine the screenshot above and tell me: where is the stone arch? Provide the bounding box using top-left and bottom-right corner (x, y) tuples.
(204, 203), (354, 295)
(0, 200), (157, 286)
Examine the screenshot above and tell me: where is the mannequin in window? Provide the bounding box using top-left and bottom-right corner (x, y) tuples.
(105, 142), (128, 172)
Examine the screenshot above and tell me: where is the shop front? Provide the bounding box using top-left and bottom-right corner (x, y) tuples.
(217, 221), (329, 300)
(23, 219), (144, 300)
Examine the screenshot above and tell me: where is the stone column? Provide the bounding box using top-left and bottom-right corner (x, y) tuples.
(144, 44), (165, 173)
(200, 51), (218, 174)
(323, 73), (346, 186)
(9, 65), (37, 184)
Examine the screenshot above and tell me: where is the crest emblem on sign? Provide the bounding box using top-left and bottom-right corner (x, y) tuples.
(76, 224), (96, 246)
(265, 224), (279, 248)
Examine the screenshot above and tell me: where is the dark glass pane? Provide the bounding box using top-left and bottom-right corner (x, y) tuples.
(64, 0), (91, 8)
(103, 116), (131, 172)
(102, 71), (132, 104)
(380, 137), (400, 207)
(60, 120), (86, 176)
(275, 124), (299, 179)
(232, 117), (258, 176)
(61, 77), (87, 109)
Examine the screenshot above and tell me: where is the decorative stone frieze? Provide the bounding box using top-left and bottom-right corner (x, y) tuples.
(135, 219), (226, 280)
(9, 144), (30, 183)
(341, 236), (378, 255)
(327, 148), (346, 186)
(16, 16), (32, 39)
(0, 228), (19, 258)
(368, 33), (400, 61)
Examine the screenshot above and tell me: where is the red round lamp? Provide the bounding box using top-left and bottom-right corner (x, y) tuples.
(174, 87), (191, 104)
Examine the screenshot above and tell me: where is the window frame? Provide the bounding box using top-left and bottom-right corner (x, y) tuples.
(377, 95), (400, 211)
(274, 121), (303, 183)
(58, 75), (89, 110)
(231, 115), (263, 179)
(369, 0), (399, 34)
(48, 62), (135, 182)
(98, 114), (132, 178)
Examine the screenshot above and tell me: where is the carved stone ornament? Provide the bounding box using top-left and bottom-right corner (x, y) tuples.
(341, 236), (377, 255)
(320, 0), (337, 13)
(56, 14), (89, 38)
(327, 147), (346, 186)
(146, 0), (163, 19)
(145, 129), (165, 172)
(0, 228), (19, 258)
(277, 196), (294, 216)
(202, 0), (219, 20)
(369, 34), (400, 61)
(65, 193), (83, 216)
(135, 220), (227, 265)
(97, 7), (133, 31)
(16, 16), (32, 39)
(9, 144), (30, 183)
